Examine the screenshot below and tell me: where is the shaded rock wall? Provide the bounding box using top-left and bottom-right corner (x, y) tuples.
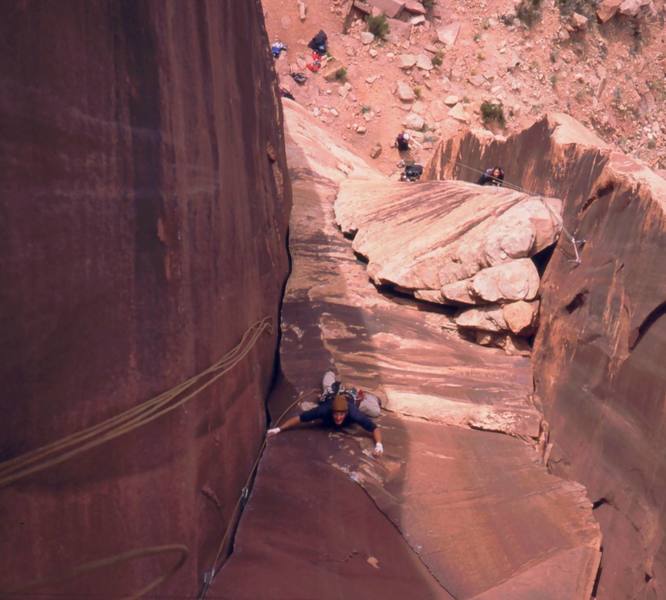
(426, 113), (666, 599)
(0, 1), (289, 597)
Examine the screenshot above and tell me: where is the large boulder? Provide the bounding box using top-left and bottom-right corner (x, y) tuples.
(334, 180), (561, 346)
(367, 0), (406, 18)
(596, 0), (623, 21)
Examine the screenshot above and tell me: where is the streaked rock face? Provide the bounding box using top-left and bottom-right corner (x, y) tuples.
(0, 2), (289, 596)
(427, 112), (666, 600)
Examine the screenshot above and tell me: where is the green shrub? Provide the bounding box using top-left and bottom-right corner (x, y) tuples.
(516, 0), (542, 26)
(480, 101), (506, 127)
(414, 86), (422, 99)
(334, 67), (347, 81)
(366, 14), (390, 40)
(556, 0), (596, 17)
(432, 51), (444, 67)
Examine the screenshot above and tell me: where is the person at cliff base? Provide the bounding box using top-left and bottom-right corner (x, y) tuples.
(271, 41), (287, 58)
(401, 163), (423, 182)
(267, 391), (384, 456)
(395, 131), (410, 152)
(477, 166), (505, 186)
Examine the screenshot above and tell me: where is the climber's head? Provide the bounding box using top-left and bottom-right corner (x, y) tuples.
(332, 392), (349, 426)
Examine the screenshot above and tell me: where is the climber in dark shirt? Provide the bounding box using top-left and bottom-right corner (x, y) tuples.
(267, 392), (384, 456)
(477, 166), (505, 187)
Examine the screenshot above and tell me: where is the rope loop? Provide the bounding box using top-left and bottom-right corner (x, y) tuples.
(0, 317), (273, 488)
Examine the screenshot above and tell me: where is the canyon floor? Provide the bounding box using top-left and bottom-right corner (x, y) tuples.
(264, 0), (665, 177)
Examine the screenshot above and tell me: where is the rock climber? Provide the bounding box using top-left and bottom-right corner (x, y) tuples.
(267, 390), (384, 456)
(395, 131), (411, 152)
(477, 166), (505, 187)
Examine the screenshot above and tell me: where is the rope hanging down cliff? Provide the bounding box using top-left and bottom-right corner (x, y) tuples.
(0, 317), (273, 488)
(197, 388), (320, 600)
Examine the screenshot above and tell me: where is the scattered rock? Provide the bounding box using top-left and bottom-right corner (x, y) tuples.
(468, 75), (485, 87)
(506, 51), (521, 70)
(404, 0), (427, 14)
(386, 18), (413, 42)
(369, 48), (378, 58)
(403, 112), (425, 130)
(361, 32), (375, 45)
(429, 99), (447, 121)
(411, 15), (427, 25)
(396, 81), (416, 102)
(571, 12), (588, 29)
(502, 300), (540, 336)
(297, 0), (307, 21)
(367, 0), (406, 19)
(436, 22), (461, 46)
(416, 54), (433, 70)
(596, 0), (623, 21)
(444, 95), (459, 106)
(455, 305), (507, 333)
(558, 29), (571, 42)
(448, 103), (470, 123)
(400, 54), (418, 69)
(356, 125), (367, 134)
(619, 0), (651, 16)
(370, 143), (382, 159)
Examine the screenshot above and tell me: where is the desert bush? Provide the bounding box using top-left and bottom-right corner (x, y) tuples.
(556, 0), (596, 17)
(334, 67), (347, 81)
(366, 14), (390, 40)
(516, 0), (542, 26)
(481, 101), (506, 127)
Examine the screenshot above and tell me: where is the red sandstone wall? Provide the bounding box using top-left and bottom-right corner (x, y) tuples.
(0, 1), (290, 597)
(426, 115), (666, 600)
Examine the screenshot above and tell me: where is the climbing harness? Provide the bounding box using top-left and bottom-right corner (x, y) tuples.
(0, 318), (272, 488)
(453, 160), (585, 264)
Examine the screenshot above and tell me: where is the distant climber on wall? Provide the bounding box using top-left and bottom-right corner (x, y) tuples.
(267, 371), (384, 456)
(477, 166), (505, 187)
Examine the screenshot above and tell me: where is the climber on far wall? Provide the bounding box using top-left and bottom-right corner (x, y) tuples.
(477, 166), (505, 187)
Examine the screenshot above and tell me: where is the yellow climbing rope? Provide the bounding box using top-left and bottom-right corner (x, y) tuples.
(199, 388), (319, 598)
(0, 317), (273, 488)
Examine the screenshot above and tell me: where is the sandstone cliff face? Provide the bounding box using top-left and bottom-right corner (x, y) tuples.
(427, 114), (666, 599)
(334, 179), (562, 350)
(0, 2), (289, 597)
(215, 100), (601, 600)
